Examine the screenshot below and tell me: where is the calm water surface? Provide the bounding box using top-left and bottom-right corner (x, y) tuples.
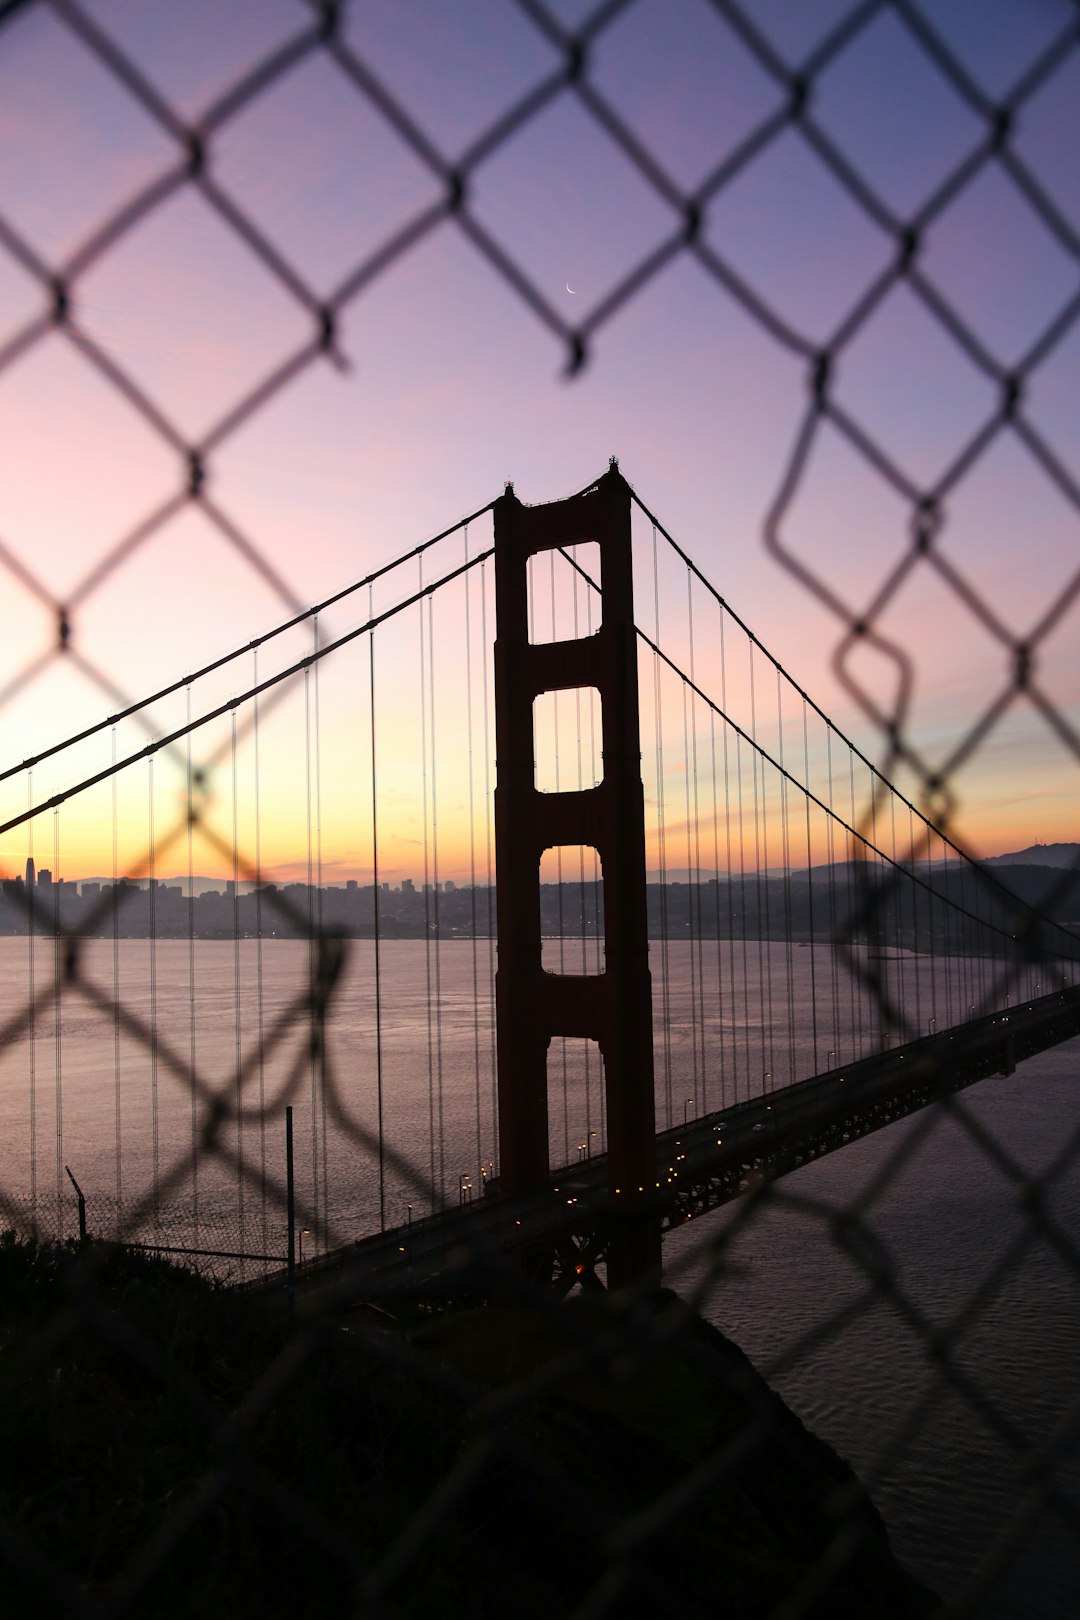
(668, 1039), (1080, 1617)
(0, 936), (1075, 1611)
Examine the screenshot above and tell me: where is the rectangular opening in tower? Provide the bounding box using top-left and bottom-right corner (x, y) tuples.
(533, 687), (602, 794)
(526, 542), (602, 644)
(546, 1036), (606, 1174)
(540, 845), (604, 974)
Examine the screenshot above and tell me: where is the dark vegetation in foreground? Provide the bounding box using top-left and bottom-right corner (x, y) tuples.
(1, 1235), (936, 1618)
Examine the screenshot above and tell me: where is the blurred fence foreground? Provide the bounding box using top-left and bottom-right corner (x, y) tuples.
(1, 3), (1080, 1617)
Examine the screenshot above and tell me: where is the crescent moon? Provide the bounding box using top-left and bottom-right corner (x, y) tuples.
(566, 283), (576, 295)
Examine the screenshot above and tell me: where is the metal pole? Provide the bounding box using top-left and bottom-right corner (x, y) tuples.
(285, 1106), (296, 1293)
(65, 1165), (86, 1242)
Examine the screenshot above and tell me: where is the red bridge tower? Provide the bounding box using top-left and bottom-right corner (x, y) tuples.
(493, 462), (659, 1286)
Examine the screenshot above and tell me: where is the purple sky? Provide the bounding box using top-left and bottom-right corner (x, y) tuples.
(0, 0), (1078, 872)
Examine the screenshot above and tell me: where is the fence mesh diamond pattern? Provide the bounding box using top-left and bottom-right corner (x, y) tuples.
(1, 2), (1078, 1616)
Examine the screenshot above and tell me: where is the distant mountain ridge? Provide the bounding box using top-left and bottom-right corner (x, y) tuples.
(984, 842), (1080, 869)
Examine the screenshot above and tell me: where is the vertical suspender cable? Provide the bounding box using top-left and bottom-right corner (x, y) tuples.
(748, 647), (769, 1095)
(760, 750), (775, 1091)
(252, 649), (267, 1236)
(428, 591), (446, 1207)
(112, 739), (122, 1219)
(52, 810), (62, 1234)
(708, 707), (725, 1111)
(27, 775), (36, 1223)
(681, 670), (699, 1117)
(909, 806), (923, 1036)
(847, 749), (862, 1058)
(958, 844), (967, 1014)
(940, 831), (949, 1016)
(720, 613), (738, 1105)
(803, 700), (818, 1075)
(928, 825), (939, 1035)
(868, 764), (880, 1047)
(312, 615), (329, 1245)
(977, 848), (988, 1009)
(419, 561), (436, 1209)
(148, 759), (159, 1226)
(651, 526), (672, 1127)
(939, 837), (950, 1026)
(231, 713), (244, 1251)
(889, 794), (902, 1036)
(947, 835), (957, 1018)
(481, 557), (497, 1168)
(948, 838), (958, 1021)
(464, 529), (483, 1181)
(958, 844), (971, 1020)
(186, 691), (198, 1239)
(480, 560), (497, 1169)
(945, 841), (956, 1025)
(826, 729), (840, 1065)
(777, 672), (795, 1085)
(303, 661), (319, 1237)
(687, 568), (705, 1116)
(735, 730), (751, 1097)
(369, 587), (385, 1232)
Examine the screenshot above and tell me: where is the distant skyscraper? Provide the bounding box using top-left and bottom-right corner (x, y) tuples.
(24, 857), (34, 887)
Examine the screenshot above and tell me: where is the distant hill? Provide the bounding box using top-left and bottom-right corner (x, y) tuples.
(984, 842), (1080, 870)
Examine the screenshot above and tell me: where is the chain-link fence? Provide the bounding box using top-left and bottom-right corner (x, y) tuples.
(2, 2), (1079, 1615)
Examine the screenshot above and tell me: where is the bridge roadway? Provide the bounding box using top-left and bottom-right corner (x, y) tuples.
(289, 986), (1080, 1302)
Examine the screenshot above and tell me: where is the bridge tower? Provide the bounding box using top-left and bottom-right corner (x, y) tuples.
(493, 462), (659, 1287)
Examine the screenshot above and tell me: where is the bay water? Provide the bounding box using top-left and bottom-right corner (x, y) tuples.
(0, 935), (1075, 1610)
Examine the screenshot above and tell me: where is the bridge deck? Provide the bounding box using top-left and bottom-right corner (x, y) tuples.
(278, 988), (1080, 1304)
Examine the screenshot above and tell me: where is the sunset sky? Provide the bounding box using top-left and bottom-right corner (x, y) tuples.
(1, 0), (1078, 883)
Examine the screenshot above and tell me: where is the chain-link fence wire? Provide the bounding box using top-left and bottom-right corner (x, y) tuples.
(2, 1), (1080, 1614)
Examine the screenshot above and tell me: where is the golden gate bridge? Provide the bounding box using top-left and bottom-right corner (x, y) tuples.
(1, 463), (1077, 1292)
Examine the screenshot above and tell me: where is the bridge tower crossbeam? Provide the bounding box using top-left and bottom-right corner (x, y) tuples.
(493, 462), (659, 1287)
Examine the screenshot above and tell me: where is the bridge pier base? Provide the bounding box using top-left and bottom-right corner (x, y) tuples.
(603, 1203), (663, 1291)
